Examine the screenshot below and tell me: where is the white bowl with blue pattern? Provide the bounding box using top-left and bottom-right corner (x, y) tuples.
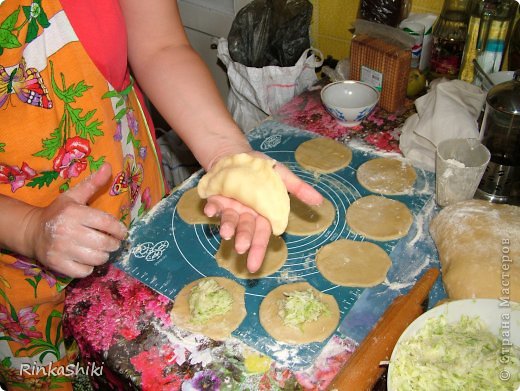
(321, 81), (380, 127)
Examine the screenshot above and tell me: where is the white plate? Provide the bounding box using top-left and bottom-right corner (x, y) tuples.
(387, 298), (520, 390)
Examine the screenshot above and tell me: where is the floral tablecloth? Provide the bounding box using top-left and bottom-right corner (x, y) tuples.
(64, 85), (417, 391)
(272, 85), (415, 154)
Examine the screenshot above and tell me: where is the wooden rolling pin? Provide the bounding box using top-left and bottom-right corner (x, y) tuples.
(327, 267), (440, 391)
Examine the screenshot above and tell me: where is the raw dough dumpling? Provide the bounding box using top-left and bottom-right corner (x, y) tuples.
(430, 199), (519, 302)
(295, 138), (352, 173)
(215, 236), (288, 279)
(346, 195), (413, 241)
(259, 282), (340, 344)
(170, 277), (246, 341)
(357, 157), (417, 195)
(286, 194), (336, 236)
(176, 187), (219, 225)
(197, 153), (290, 235)
(316, 239), (391, 287)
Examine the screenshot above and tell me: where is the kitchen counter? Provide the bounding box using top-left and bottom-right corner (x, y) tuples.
(63, 86), (443, 390)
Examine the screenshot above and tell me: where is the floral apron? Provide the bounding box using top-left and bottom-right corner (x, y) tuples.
(0, 0), (166, 388)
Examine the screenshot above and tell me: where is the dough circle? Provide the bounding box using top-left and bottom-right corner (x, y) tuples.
(170, 277), (246, 341)
(215, 236), (288, 279)
(286, 194), (336, 236)
(295, 138), (352, 173)
(316, 239), (391, 287)
(346, 195), (413, 241)
(176, 187), (219, 225)
(259, 282), (340, 344)
(357, 157), (417, 195)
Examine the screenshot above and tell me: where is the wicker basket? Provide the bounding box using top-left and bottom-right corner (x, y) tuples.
(350, 34), (411, 113)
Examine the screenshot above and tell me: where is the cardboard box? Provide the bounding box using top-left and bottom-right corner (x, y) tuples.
(350, 34), (411, 113)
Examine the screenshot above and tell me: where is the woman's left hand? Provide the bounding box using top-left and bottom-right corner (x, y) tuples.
(203, 157), (323, 273)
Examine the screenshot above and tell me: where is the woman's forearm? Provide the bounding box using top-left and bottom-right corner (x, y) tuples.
(121, 0), (252, 170)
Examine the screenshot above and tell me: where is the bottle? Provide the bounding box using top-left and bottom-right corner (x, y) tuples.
(429, 0), (470, 79)
(508, 11), (520, 70)
(460, 0), (518, 83)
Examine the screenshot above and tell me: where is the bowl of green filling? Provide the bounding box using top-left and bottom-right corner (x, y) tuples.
(388, 299), (520, 391)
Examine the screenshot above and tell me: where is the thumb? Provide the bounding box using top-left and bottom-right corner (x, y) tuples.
(64, 163), (113, 205)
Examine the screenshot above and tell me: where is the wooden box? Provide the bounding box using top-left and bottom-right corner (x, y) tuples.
(350, 34), (411, 113)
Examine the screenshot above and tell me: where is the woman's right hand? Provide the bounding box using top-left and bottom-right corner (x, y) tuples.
(24, 163), (127, 278)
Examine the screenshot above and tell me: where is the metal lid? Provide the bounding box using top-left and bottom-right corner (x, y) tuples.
(486, 70), (520, 115)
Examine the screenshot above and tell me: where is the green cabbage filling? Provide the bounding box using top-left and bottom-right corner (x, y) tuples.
(391, 315), (520, 391)
(278, 289), (330, 329)
(188, 279), (233, 325)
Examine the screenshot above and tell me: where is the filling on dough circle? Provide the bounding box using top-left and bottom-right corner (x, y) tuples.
(356, 157), (417, 195)
(259, 282), (340, 344)
(171, 277), (246, 341)
(316, 239), (391, 287)
(346, 195), (413, 241)
(215, 236), (288, 279)
(286, 194), (336, 236)
(295, 138), (352, 173)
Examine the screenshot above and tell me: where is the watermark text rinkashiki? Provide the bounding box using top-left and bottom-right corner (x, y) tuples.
(19, 361), (103, 377)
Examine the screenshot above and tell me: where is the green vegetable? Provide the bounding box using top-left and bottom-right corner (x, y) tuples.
(188, 279), (233, 325)
(278, 289), (330, 329)
(390, 315), (520, 391)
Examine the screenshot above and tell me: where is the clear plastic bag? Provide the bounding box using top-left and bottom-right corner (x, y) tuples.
(227, 0), (313, 67)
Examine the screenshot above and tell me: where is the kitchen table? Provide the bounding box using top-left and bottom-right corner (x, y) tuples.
(63, 85), (445, 391)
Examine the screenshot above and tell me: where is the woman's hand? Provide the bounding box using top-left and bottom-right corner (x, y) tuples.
(203, 154), (323, 273)
(24, 164), (127, 278)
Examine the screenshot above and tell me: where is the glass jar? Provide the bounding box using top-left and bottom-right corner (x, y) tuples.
(459, 0), (518, 83)
(429, 0), (470, 79)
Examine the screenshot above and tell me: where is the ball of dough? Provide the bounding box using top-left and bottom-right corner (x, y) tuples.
(346, 195), (413, 241)
(316, 239), (391, 287)
(197, 153), (290, 235)
(215, 236), (288, 279)
(357, 157), (417, 195)
(295, 138), (352, 173)
(286, 194), (336, 236)
(430, 200), (519, 302)
(259, 282), (340, 344)
(171, 277), (246, 341)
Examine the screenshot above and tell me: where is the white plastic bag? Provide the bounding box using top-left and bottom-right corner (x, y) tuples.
(217, 38), (323, 132)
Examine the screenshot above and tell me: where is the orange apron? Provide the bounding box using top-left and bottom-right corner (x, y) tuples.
(0, 1), (166, 388)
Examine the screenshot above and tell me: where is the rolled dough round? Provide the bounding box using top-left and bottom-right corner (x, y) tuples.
(259, 282), (340, 344)
(286, 194), (336, 236)
(357, 157), (417, 195)
(316, 239), (391, 287)
(176, 187), (219, 225)
(215, 235), (288, 279)
(170, 277), (246, 341)
(295, 138), (352, 173)
(429, 199), (519, 302)
(346, 195), (413, 241)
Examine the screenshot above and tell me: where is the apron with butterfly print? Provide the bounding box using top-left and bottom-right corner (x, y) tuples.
(0, 1), (166, 388)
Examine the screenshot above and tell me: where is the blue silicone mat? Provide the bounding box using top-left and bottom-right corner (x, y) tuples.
(115, 120), (444, 369)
